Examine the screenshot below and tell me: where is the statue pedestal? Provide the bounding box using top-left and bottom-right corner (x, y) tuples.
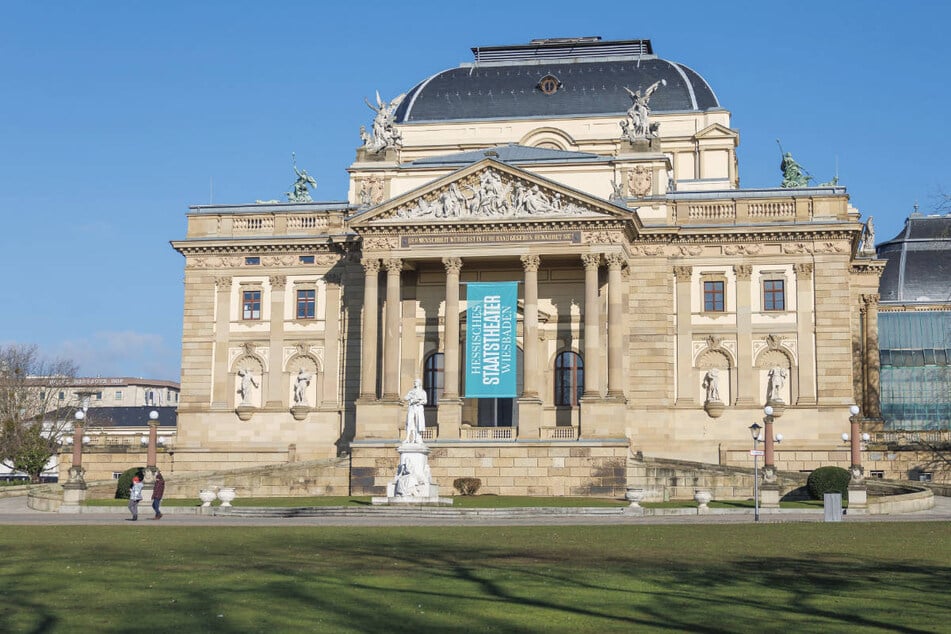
(371, 441), (452, 506)
(760, 483), (781, 509)
(60, 481), (87, 514)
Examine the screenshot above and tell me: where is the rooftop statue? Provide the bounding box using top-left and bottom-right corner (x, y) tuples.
(776, 141), (813, 188)
(286, 153), (317, 202)
(620, 79), (666, 142)
(860, 216), (877, 255)
(362, 91), (406, 154)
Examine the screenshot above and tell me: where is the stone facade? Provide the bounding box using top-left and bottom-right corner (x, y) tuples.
(161, 37), (888, 496)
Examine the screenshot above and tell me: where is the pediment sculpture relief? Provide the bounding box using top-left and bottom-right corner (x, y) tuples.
(387, 168), (604, 221)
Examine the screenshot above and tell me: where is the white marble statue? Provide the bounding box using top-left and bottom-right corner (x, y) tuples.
(620, 79), (665, 142)
(237, 369), (258, 406)
(293, 367), (312, 406)
(362, 91), (405, 154)
(404, 378), (427, 444)
(702, 368), (721, 403)
(767, 367), (788, 403)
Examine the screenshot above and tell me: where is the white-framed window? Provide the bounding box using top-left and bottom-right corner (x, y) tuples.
(115, 390), (123, 400)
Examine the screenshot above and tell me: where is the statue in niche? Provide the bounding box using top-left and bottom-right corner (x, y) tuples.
(702, 369), (721, 403)
(766, 367), (788, 403)
(293, 367), (313, 406)
(403, 378), (427, 444)
(620, 79), (665, 142)
(286, 153), (317, 202)
(237, 369), (259, 406)
(362, 91), (405, 154)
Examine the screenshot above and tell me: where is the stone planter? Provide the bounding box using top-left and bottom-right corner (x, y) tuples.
(694, 490), (712, 509)
(199, 489), (217, 507)
(625, 487), (646, 508)
(290, 405), (310, 421)
(217, 487), (236, 507)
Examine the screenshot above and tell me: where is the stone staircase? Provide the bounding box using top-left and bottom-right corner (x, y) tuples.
(628, 455), (808, 501)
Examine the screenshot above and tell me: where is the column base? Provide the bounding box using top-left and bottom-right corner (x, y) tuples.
(760, 483), (781, 509)
(848, 484), (868, 509)
(435, 399), (462, 440)
(517, 397), (543, 439)
(580, 398), (627, 438)
(354, 400), (403, 439)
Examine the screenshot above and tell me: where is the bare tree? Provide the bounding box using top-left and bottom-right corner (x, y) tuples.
(0, 344), (79, 482)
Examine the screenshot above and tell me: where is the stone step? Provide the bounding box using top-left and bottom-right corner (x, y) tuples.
(213, 506), (628, 518)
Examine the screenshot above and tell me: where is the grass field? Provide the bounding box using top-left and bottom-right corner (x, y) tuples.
(1, 523), (948, 633)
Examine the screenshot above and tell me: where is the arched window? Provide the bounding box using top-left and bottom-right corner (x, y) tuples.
(423, 353), (444, 406)
(554, 351), (584, 406)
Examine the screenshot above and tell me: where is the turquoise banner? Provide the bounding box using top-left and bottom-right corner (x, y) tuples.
(465, 282), (518, 398)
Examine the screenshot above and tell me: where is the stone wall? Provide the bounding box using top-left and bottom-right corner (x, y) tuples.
(350, 440), (630, 497)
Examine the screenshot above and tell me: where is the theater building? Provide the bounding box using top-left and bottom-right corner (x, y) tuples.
(170, 37), (884, 495)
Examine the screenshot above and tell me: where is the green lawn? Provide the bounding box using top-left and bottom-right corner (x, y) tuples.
(1, 524), (947, 632)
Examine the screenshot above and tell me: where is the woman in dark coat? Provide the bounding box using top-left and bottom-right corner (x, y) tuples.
(151, 472), (166, 520)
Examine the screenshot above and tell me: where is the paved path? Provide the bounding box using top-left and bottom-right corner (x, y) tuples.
(1, 494), (948, 527)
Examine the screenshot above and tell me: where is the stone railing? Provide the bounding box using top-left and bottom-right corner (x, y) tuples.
(233, 216), (275, 233)
(540, 426), (579, 440)
(871, 430), (951, 446)
(687, 202), (734, 222)
(748, 201), (795, 219)
(287, 215), (329, 231)
(459, 426), (515, 440)
(669, 190), (845, 225)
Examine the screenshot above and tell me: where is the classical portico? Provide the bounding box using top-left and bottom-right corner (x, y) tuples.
(351, 159), (633, 441)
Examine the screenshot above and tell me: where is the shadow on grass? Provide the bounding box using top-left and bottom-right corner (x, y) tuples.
(0, 525), (947, 632)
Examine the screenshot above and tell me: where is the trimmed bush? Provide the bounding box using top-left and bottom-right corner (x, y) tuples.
(453, 477), (482, 496)
(806, 466), (851, 500)
(115, 466), (145, 499)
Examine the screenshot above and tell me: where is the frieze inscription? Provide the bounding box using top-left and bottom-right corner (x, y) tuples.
(401, 230), (581, 248)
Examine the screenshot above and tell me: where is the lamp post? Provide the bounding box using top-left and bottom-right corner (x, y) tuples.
(844, 405), (869, 510)
(143, 410), (160, 496)
(67, 410), (87, 485)
(749, 422), (762, 522)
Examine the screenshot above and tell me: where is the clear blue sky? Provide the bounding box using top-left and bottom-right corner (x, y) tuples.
(2, 1), (949, 381)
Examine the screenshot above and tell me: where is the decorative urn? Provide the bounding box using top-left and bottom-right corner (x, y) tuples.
(217, 487), (236, 507)
(199, 489), (217, 507)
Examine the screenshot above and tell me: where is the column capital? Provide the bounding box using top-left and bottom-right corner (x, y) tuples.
(324, 271), (342, 287)
(442, 257), (463, 274)
(384, 258), (403, 273)
(862, 293), (880, 307)
(733, 264), (753, 280)
(604, 252), (625, 270)
(215, 276), (232, 289)
(269, 275), (287, 290)
(673, 265), (692, 281)
(581, 253), (601, 269)
(362, 258), (381, 274)
(520, 254), (540, 272)
(793, 262), (814, 276)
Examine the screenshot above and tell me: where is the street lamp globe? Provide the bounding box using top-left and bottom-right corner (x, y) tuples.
(841, 432), (850, 442)
(149, 410), (159, 421)
(74, 410), (85, 422)
(774, 433), (784, 443)
(849, 405), (860, 416)
(763, 405), (774, 417)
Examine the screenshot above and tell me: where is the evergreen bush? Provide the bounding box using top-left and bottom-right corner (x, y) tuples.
(806, 466), (851, 500)
(115, 466), (145, 499)
(453, 477), (482, 496)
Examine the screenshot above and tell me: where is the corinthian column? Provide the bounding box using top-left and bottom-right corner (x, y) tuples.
(443, 257), (463, 400)
(520, 255), (541, 398)
(383, 258), (403, 400)
(360, 258), (381, 400)
(734, 264), (754, 405)
(605, 253), (625, 399)
(213, 276), (232, 407)
(581, 254), (602, 398)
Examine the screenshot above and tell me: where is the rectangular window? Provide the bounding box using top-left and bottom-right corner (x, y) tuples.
(112, 472), (122, 480)
(869, 470), (885, 479)
(918, 472), (933, 482)
(95, 391), (102, 400)
(703, 280), (725, 312)
(244, 256), (261, 266)
(39, 391), (46, 401)
(115, 391), (122, 400)
(58, 391), (65, 400)
(763, 279), (785, 311)
(242, 290), (262, 320)
(296, 289), (316, 320)
(299, 255), (315, 264)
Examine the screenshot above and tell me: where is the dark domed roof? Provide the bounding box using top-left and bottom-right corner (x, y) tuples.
(394, 38), (720, 123)
(877, 214), (951, 304)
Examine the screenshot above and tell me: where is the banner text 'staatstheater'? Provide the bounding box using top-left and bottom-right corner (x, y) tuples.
(465, 282), (517, 398)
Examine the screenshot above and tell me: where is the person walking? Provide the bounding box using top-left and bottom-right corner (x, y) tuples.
(151, 471), (165, 520)
(128, 475), (143, 521)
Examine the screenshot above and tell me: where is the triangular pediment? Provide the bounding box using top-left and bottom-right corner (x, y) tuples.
(694, 123), (739, 140)
(351, 159), (631, 227)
